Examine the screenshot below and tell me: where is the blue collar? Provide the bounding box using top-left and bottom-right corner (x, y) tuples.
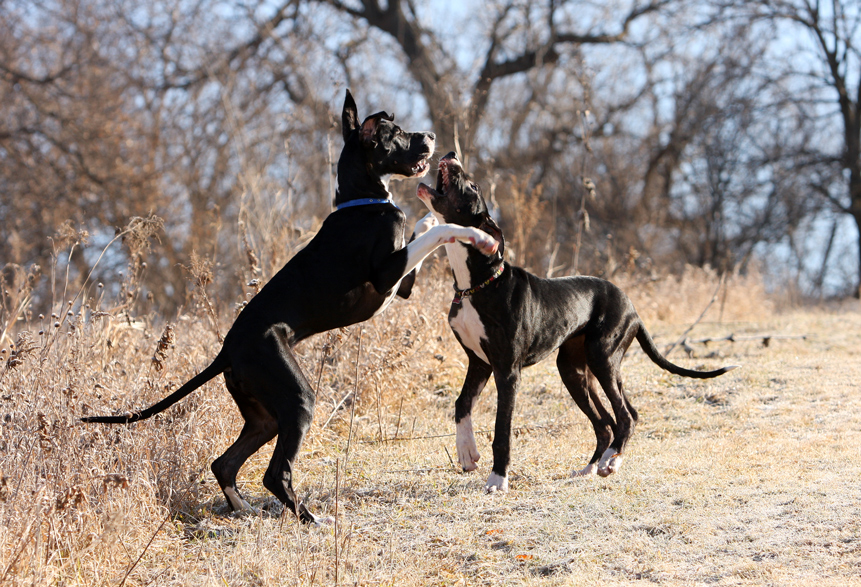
(336, 197), (399, 211)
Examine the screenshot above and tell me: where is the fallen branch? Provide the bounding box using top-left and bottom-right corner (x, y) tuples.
(687, 333), (807, 347)
(664, 274), (725, 357)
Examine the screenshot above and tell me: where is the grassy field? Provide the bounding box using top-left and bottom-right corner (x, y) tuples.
(1, 263), (859, 586)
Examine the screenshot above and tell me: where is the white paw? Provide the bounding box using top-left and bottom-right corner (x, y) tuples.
(571, 462), (598, 477)
(485, 472), (508, 493)
(468, 229), (498, 256)
(597, 449), (623, 477)
(313, 515), (336, 527)
(224, 487), (258, 514)
(413, 212), (438, 237)
(456, 416), (480, 471)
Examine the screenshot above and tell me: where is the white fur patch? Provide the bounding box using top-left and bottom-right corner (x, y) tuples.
(410, 213), (438, 276)
(597, 449), (623, 477)
(372, 286), (401, 318)
(224, 487), (256, 513)
(404, 225), (494, 277)
(485, 472), (508, 493)
(313, 515), (336, 527)
(449, 299), (490, 364)
(456, 415), (480, 471)
(443, 241), (473, 290)
(414, 212), (438, 237)
(572, 462), (598, 477)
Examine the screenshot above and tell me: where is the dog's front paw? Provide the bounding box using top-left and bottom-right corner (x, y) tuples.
(469, 230), (499, 256)
(456, 417), (480, 471)
(485, 472), (508, 493)
(597, 449), (623, 477)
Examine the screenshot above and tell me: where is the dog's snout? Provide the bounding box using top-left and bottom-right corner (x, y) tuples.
(421, 133), (436, 153)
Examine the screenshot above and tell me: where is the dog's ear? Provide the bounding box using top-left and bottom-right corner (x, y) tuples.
(360, 111), (394, 145)
(342, 89), (360, 142)
(480, 214), (505, 258)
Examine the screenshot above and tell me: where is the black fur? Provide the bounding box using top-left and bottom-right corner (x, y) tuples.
(82, 90), (439, 523)
(417, 152), (738, 491)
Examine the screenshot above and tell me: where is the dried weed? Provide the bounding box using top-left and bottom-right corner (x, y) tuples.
(1, 249), (858, 586)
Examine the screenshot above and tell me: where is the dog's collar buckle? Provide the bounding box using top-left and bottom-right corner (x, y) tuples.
(452, 264), (505, 305)
(336, 198), (398, 211)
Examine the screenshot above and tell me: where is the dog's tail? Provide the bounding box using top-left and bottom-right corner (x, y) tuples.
(81, 352), (229, 424)
(636, 323), (740, 379)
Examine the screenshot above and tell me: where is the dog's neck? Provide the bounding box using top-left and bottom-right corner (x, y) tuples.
(335, 146), (393, 204)
(444, 241), (503, 292)
(335, 174), (392, 203)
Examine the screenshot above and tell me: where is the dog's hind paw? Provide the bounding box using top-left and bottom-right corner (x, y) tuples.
(299, 503), (335, 527)
(597, 449), (623, 477)
(311, 515), (335, 528)
(485, 472), (508, 493)
(224, 487), (259, 515)
(571, 462), (598, 477)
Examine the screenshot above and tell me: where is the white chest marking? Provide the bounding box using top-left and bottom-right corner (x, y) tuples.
(449, 299), (490, 364)
(443, 241), (472, 290)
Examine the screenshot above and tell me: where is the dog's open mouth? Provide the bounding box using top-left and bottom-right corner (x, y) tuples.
(410, 156), (431, 177)
(437, 154), (460, 192)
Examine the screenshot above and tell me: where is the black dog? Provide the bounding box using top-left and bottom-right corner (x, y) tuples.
(417, 153), (738, 492)
(82, 93), (497, 523)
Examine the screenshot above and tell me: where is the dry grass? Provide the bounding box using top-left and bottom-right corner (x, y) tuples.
(1, 258), (860, 586)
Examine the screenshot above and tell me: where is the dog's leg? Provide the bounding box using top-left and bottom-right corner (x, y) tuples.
(586, 350), (638, 477)
(407, 211), (438, 276)
(406, 224), (497, 270)
(212, 379), (278, 512)
(371, 223), (498, 295)
(486, 368), (521, 493)
(556, 336), (616, 477)
(242, 336), (329, 525)
(454, 356), (493, 472)
(396, 212), (439, 299)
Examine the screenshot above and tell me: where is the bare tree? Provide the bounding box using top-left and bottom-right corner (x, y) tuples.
(4, 0), (859, 320)
(727, 0), (861, 296)
(311, 0), (672, 151)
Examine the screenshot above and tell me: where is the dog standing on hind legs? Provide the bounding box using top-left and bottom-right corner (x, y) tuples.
(417, 152), (739, 493)
(81, 92), (498, 524)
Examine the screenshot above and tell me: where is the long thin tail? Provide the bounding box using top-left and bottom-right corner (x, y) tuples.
(81, 352), (229, 424)
(636, 324), (739, 379)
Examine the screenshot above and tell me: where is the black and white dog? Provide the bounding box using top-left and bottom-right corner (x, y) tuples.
(82, 93), (497, 523)
(417, 153), (738, 493)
